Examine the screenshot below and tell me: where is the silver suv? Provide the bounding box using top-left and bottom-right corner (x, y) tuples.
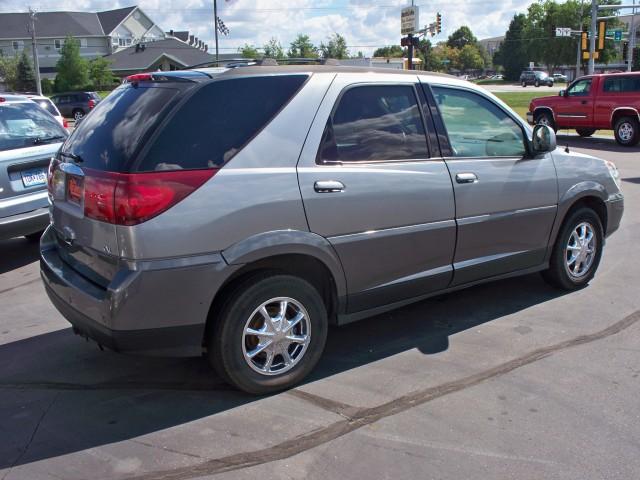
(40, 66), (624, 394)
(1, 94), (67, 241)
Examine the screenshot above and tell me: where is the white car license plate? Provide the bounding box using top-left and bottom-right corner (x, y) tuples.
(21, 168), (47, 187)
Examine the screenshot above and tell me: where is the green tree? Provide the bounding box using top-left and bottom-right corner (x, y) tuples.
(288, 34), (318, 58)
(433, 43), (460, 71)
(457, 44), (484, 72)
(88, 57), (114, 90)
(15, 50), (36, 92)
(493, 14), (528, 81)
(55, 35), (89, 91)
(263, 38), (285, 59)
(238, 44), (260, 59)
(447, 26), (477, 49)
(0, 55), (19, 91)
(416, 39), (444, 71)
(372, 45), (405, 57)
(319, 33), (349, 59)
(40, 77), (54, 94)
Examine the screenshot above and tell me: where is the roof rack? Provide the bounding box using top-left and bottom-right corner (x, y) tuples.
(186, 57), (340, 70)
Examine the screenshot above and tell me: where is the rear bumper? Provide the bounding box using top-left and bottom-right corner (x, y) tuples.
(40, 225), (236, 356)
(0, 207), (49, 240)
(605, 194), (624, 238)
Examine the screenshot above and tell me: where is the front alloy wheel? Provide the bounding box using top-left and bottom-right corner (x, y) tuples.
(564, 222), (597, 280)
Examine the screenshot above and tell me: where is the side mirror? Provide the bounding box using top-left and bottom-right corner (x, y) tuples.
(559, 90), (565, 97)
(531, 124), (556, 154)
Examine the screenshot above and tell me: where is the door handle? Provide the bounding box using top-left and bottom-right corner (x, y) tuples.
(581, 100), (588, 105)
(455, 173), (478, 184)
(314, 180), (345, 193)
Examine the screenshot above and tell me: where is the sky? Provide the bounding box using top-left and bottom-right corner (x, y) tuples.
(1, 0), (536, 56)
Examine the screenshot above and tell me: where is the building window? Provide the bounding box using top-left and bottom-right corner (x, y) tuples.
(80, 39), (87, 48)
(12, 40), (24, 51)
(54, 39), (62, 50)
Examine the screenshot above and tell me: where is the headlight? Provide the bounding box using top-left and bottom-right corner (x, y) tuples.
(605, 160), (621, 189)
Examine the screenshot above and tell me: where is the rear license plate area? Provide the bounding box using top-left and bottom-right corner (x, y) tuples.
(21, 168), (47, 188)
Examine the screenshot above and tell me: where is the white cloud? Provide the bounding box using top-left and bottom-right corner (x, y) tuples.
(1, 0), (535, 55)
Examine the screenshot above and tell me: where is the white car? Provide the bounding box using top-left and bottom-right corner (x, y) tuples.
(26, 95), (68, 129)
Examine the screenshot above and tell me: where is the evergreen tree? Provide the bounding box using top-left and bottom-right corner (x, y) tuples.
(55, 36), (89, 91)
(16, 50), (36, 92)
(88, 57), (114, 90)
(319, 33), (349, 59)
(263, 38), (285, 59)
(288, 34), (318, 58)
(494, 14), (528, 81)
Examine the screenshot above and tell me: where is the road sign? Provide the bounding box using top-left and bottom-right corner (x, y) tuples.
(555, 27), (572, 37)
(401, 6), (419, 35)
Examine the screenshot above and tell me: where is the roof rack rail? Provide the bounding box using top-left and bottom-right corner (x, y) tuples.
(186, 57), (340, 70)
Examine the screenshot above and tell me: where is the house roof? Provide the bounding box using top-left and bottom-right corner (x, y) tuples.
(97, 6), (136, 35)
(0, 11), (104, 39)
(167, 31), (190, 42)
(106, 37), (215, 71)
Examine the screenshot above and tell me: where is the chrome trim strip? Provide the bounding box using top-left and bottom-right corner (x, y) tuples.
(364, 264), (452, 292)
(458, 205), (557, 226)
(454, 250), (527, 270)
(328, 219), (455, 244)
(557, 114), (587, 118)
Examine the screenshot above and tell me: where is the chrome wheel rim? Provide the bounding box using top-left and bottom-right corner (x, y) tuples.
(618, 122), (634, 142)
(537, 116), (551, 127)
(564, 222), (596, 279)
(74, 111), (83, 121)
(242, 297), (311, 376)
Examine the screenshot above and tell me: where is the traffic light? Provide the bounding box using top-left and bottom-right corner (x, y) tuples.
(597, 20), (606, 51)
(436, 13), (442, 34)
(623, 41), (629, 62)
(581, 31), (588, 52)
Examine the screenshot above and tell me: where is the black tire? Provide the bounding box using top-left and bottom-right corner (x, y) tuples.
(613, 116), (640, 146)
(576, 128), (596, 137)
(522, 81), (527, 88)
(542, 207), (603, 290)
(208, 273), (328, 394)
(535, 80), (540, 87)
(25, 230), (44, 242)
(534, 111), (557, 132)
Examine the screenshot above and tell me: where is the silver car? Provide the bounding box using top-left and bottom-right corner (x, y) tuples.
(1, 94), (67, 241)
(40, 66), (624, 394)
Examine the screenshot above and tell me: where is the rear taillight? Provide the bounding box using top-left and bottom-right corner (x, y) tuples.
(63, 118), (69, 129)
(83, 168), (217, 226)
(88, 99), (96, 109)
(126, 73), (154, 83)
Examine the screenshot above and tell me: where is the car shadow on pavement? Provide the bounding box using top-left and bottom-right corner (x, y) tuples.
(555, 134), (638, 153)
(0, 237), (40, 275)
(0, 272), (565, 470)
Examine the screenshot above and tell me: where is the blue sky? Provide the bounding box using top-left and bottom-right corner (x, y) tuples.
(1, 0), (533, 55)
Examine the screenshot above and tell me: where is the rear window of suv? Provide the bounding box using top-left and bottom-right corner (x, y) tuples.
(135, 74), (308, 172)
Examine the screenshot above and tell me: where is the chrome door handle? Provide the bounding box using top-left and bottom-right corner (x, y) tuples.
(314, 180), (345, 193)
(455, 173), (478, 184)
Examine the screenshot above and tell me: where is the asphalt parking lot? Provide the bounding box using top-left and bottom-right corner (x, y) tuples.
(1, 136), (639, 480)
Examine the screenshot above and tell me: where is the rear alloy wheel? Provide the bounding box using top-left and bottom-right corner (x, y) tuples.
(613, 116), (640, 146)
(576, 128), (596, 137)
(542, 208), (603, 290)
(209, 274), (328, 394)
(535, 111), (556, 132)
(72, 109), (84, 121)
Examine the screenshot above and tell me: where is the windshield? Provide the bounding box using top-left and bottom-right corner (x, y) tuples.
(537, 72), (549, 78)
(0, 102), (67, 152)
(32, 99), (59, 116)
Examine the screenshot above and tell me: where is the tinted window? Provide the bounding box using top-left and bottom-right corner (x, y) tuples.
(317, 85), (428, 163)
(62, 84), (179, 171)
(432, 87), (526, 158)
(137, 75), (308, 171)
(603, 76), (640, 93)
(568, 79), (592, 96)
(32, 99), (58, 116)
(0, 102), (67, 152)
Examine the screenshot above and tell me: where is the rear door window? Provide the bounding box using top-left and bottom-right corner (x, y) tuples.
(603, 76), (640, 93)
(316, 84), (428, 163)
(136, 74), (308, 171)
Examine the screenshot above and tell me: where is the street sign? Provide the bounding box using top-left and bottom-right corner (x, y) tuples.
(555, 27), (572, 37)
(401, 6), (419, 35)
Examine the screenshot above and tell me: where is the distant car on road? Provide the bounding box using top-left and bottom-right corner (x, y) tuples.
(40, 66), (623, 394)
(520, 70), (554, 87)
(490, 74), (504, 80)
(527, 72), (640, 146)
(26, 94), (68, 129)
(553, 73), (568, 83)
(50, 91), (101, 121)
(0, 94), (68, 241)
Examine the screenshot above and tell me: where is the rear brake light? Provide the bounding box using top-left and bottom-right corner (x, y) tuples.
(83, 168), (217, 225)
(63, 118), (69, 129)
(88, 99), (95, 109)
(126, 73), (154, 83)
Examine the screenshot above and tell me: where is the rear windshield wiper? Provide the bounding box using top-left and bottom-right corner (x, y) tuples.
(33, 135), (66, 145)
(60, 151), (84, 163)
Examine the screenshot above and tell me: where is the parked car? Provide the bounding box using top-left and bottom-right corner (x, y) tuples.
(552, 73), (568, 83)
(40, 67), (624, 394)
(50, 91), (101, 121)
(527, 72), (640, 146)
(26, 94), (68, 129)
(520, 70), (554, 87)
(0, 94), (68, 241)
(490, 74), (504, 80)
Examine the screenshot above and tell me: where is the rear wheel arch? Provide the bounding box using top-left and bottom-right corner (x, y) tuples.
(204, 252), (341, 348)
(534, 107), (556, 127)
(610, 108), (640, 129)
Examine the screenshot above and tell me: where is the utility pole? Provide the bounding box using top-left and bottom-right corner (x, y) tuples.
(28, 7), (42, 95)
(213, 0), (219, 63)
(407, 33), (414, 70)
(588, 0), (597, 74)
(576, 0), (584, 80)
(628, 0), (637, 72)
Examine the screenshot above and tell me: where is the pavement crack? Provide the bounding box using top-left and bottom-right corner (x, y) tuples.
(129, 439), (203, 459)
(0, 278), (40, 296)
(1, 392), (59, 480)
(122, 308), (640, 480)
(286, 389), (362, 420)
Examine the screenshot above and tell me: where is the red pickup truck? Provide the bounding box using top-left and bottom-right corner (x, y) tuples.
(527, 72), (640, 146)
